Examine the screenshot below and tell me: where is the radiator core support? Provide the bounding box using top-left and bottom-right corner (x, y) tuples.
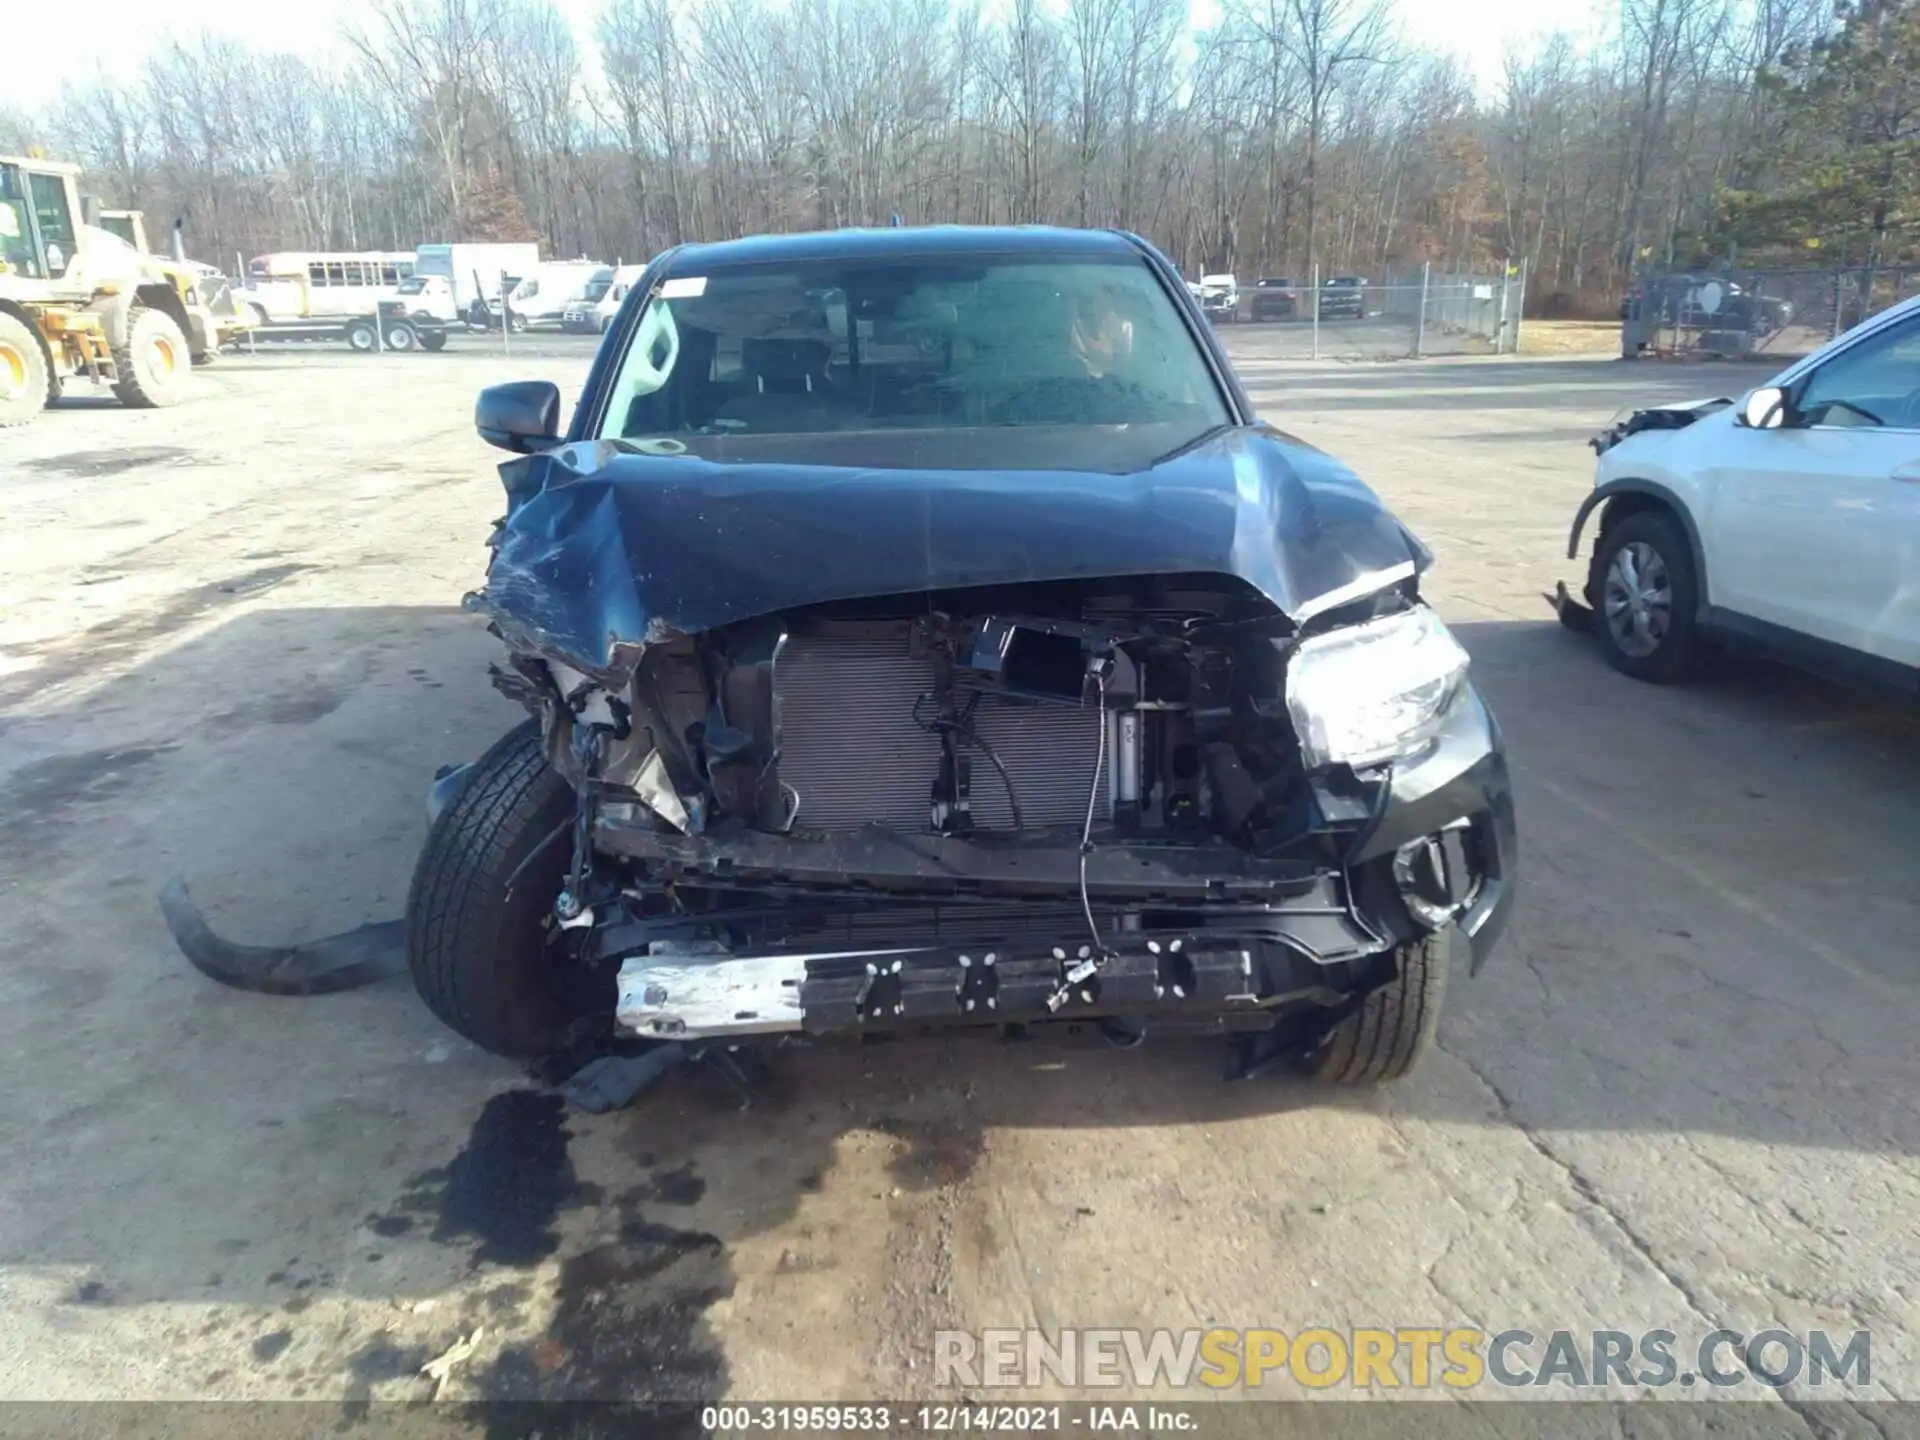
(774, 627), (1110, 834)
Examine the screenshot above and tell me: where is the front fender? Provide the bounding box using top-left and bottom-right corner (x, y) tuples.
(1565, 478), (1712, 615)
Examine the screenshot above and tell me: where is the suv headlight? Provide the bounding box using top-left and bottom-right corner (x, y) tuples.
(1285, 606), (1470, 770)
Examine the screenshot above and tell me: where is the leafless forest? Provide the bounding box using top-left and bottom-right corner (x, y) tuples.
(4, 0), (1914, 312)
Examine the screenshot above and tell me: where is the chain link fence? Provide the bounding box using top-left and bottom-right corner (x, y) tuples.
(1620, 264), (1920, 362)
(1226, 264), (1526, 362)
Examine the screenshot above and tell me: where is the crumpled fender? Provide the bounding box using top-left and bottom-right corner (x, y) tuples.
(1565, 477), (1712, 617)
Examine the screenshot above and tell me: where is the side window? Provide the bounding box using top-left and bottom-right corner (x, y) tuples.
(308, 263), (328, 287)
(0, 171), (38, 277)
(28, 172), (78, 278)
(346, 262), (365, 287)
(325, 262), (346, 287)
(1798, 316), (1920, 429)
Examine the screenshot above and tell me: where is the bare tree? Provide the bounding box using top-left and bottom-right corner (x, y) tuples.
(20, 0), (1891, 317)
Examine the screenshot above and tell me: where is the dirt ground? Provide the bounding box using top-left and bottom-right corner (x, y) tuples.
(1516, 319), (1621, 357)
(0, 329), (1914, 1422)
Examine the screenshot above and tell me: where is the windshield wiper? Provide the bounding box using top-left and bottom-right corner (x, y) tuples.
(1152, 421), (1234, 466)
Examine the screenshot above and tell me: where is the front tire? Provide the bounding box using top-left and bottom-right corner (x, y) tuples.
(1591, 510), (1701, 683)
(406, 720), (604, 1059)
(0, 312), (51, 427)
(111, 305), (191, 408)
(419, 330), (447, 352)
(1296, 930), (1451, 1084)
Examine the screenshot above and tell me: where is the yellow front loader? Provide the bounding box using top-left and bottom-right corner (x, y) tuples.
(0, 155), (208, 427)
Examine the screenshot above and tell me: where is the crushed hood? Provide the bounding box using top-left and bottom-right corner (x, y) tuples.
(477, 427), (1430, 687)
(1590, 396), (1731, 454)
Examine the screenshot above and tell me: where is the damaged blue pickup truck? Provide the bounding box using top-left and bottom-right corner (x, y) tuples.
(408, 225), (1516, 1086)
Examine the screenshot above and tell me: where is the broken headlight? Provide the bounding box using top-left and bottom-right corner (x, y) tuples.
(1284, 606), (1469, 770)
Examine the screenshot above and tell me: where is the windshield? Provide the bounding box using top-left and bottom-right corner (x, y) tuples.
(583, 278), (613, 303)
(596, 254), (1229, 471)
(397, 276), (428, 295)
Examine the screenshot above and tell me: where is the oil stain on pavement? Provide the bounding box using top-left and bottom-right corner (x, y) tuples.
(377, 1088), (733, 1418)
(429, 1090), (578, 1267)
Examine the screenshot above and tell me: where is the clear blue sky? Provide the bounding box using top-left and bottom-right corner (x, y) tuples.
(12, 0), (1604, 112)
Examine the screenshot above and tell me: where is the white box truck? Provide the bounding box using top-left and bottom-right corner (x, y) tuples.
(411, 243), (541, 322)
(378, 243), (542, 346)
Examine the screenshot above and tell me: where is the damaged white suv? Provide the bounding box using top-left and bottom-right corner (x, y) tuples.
(1565, 292), (1920, 695)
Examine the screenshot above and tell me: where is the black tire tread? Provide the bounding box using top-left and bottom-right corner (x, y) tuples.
(1590, 509), (1701, 684)
(1305, 930), (1450, 1084)
(406, 719), (579, 1058)
(110, 305), (190, 408)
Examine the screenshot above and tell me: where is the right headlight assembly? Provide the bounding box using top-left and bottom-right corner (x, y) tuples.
(1284, 605), (1470, 770)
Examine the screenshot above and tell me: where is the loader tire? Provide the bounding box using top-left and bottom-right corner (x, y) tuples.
(111, 305), (191, 408)
(406, 719), (609, 1059)
(1296, 928), (1452, 1084)
(0, 311), (51, 427)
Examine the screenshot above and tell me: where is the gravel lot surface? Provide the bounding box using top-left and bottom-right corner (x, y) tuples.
(0, 327), (1912, 1427)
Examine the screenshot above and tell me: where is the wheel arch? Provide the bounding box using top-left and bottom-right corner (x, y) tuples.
(87, 284), (192, 348)
(135, 282), (192, 337)
(1567, 480), (1711, 615)
(0, 299), (54, 365)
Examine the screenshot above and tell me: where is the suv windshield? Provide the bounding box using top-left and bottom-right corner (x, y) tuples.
(596, 254), (1230, 472)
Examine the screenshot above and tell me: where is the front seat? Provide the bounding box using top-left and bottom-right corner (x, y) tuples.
(712, 336), (840, 432)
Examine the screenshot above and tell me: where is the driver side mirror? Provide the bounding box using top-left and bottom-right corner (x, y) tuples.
(476, 380), (562, 453)
(1738, 385), (1791, 430)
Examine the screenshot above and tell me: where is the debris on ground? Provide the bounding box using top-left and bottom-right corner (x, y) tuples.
(159, 878), (405, 995)
(421, 1327), (483, 1387)
(559, 1045), (689, 1113)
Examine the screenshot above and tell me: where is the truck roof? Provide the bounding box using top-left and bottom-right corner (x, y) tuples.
(1, 156), (84, 176)
(659, 225), (1144, 275)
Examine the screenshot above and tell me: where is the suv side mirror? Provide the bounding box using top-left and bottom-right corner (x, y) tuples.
(476, 380), (562, 453)
(1738, 385), (1791, 430)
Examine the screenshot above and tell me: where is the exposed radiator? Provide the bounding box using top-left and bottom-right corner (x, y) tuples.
(775, 632), (1107, 833)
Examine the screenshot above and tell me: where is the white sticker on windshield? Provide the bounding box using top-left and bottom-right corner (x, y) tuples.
(659, 276), (707, 299)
